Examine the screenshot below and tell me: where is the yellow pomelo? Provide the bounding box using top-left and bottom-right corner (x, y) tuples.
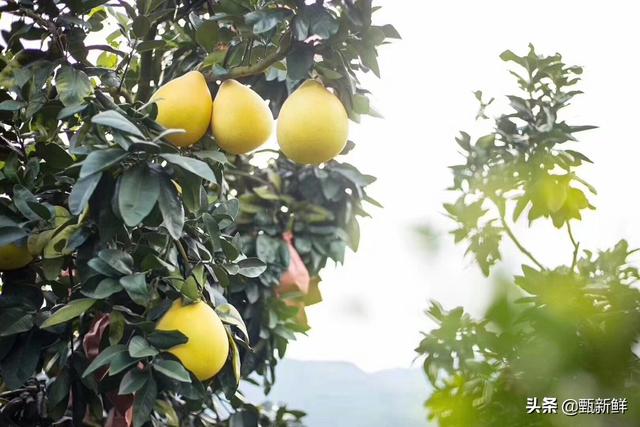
(277, 80), (348, 165)
(151, 71), (212, 148)
(212, 79), (273, 154)
(0, 242), (33, 271)
(155, 299), (229, 381)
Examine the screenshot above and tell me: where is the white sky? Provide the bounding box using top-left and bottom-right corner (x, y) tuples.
(286, 0), (640, 371)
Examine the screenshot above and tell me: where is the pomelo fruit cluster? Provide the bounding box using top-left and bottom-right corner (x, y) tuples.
(151, 71), (349, 165)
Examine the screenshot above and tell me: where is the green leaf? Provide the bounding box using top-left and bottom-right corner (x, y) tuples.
(237, 258), (267, 278)
(137, 40), (166, 52)
(82, 344), (127, 377)
(119, 368), (148, 395)
(120, 273), (150, 306)
(216, 303), (249, 342)
(79, 148), (127, 178)
(286, 45), (314, 80)
(158, 176), (184, 240)
(0, 226), (28, 246)
(81, 277), (123, 299)
(56, 65), (93, 107)
(132, 16), (150, 37)
(153, 359), (191, 382)
(195, 20), (219, 52)
(41, 298), (96, 328)
(161, 154), (216, 183)
(98, 249), (134, 275)
(133, 375), (157, 427)
(57, 103), (87, 120)
(245, 10), (290, 34)
(146, 330), (188, 349)
(92, 110), (145, 138)
(109, 351), (138, 375)
(0, 309), (33, 336)
(118, 165), (160, 227)
(0, 100), (26, 111)
(69, 172), (102, 215)
(128, 336), (158, 358)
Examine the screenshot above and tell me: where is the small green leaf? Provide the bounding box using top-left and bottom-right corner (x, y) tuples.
(82, 344), (127, 377)
(119, 368), (148, 395)
(237, 258), (266, 278)
(152, 359), (191, 382)
(161, 154), (216, 183)
(118, 165), (160, 227)
(129, 336), (158, 358)
(56, 65), (93, 107)
(133, 375), (157, 427)
(41, 299), (96, 329)
(92, 110), (145, 138)
(79, 148), (127, 178)
(158, 176), (184, 240)
(146, 330), (188, 349)
(69, 172), (102, 215)
(120, 273), (150, 306)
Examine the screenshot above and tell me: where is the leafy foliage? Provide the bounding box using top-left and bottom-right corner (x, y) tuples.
(418, 46), (640, 426)
(0, 0), (396, 425)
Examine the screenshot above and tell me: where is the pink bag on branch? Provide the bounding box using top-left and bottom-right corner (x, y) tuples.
(83, 314), (133, 427)
(278, 231), (310, 295)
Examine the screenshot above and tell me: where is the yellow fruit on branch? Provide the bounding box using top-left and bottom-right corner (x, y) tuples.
(277, 80), (349, 165)
(211, 79), (273, 155)
(155, 299), (229, 381)
(151, 71), (212, 148)
(0, 241), (33, 271)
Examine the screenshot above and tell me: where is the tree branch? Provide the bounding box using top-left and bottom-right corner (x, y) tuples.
(498, 213), (546, 270)
(86, 44), (126, 57)
(567, 220), (580, 271)
(135, 25), (158, 103)
(205, 31), (293, 81)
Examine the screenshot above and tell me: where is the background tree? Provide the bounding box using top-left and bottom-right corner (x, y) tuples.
(0, 0), (397, 425)
(417, 46), (640, 426)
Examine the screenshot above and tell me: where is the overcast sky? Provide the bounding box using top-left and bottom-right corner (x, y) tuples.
(286, 0), (640, 371)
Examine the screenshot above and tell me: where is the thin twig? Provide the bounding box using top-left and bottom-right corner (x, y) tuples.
(85, 44), (126, 57)
(205, 30), (293, 81)
(499, 213), (545, 270)
(567, 220), (580, 271)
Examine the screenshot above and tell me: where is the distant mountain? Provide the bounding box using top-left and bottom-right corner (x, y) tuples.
(241, 359), (431, 427)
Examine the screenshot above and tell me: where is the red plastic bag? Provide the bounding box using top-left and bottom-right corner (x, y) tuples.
(83, 314), (133, 427)
(278, 231), (310, 295)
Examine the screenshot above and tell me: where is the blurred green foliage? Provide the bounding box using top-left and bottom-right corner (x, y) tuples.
(417, 46), (640, 427)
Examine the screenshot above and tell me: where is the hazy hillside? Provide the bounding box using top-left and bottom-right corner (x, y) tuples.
(241, 359), (431, 427)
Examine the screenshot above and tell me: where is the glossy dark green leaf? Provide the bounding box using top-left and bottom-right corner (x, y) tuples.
(152, 359), (191, 382)
(161, 154), (215, 183)
(79, 148), (127, 178)
(92, 110), (144, 138)
(69, 172), (102, 214)
(133, 375), (157, 427)
(158, 176), (184, 240)
(41, 298), (96, 329)
(118, 165), (160, 227)
(119, 368), (148, 395)
(128, 336), (158, 358)
(120, 273), (149, 306)
(56, 65), (93, 107)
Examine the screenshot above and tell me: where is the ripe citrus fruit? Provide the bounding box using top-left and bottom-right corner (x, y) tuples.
(151, 71), (212, 148)
(155, 299), (229, 381)
(211, 79), (273, 154)
(0, 242), (33, 271)
(277, 80), (348, 165)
